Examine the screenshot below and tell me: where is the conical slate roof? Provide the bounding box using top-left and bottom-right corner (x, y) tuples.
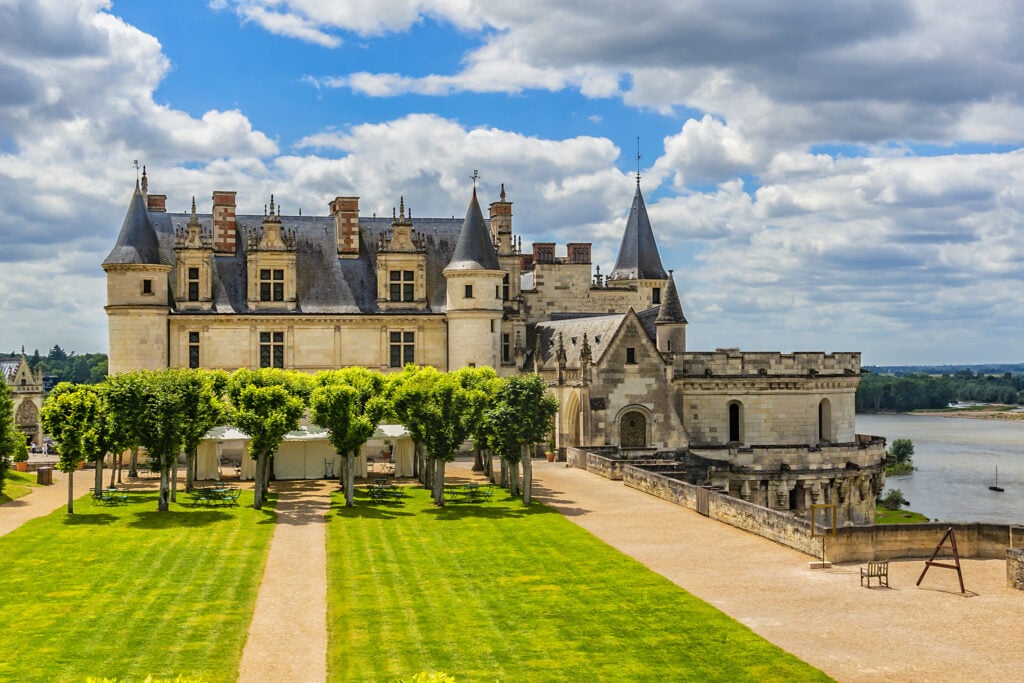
(656, 272), (687, 324)
(444, 189), (500, 272)
(607, 183), (668, 281)
(103, 184), (162, 266)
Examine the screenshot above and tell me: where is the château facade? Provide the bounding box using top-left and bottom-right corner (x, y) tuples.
(104, 170), (885, 523)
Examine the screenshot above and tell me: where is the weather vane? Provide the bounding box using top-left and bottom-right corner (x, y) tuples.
(134, 159), (140, 183)
(470, 169), (479, 189)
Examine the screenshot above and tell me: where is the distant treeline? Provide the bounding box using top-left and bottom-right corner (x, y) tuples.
(1, 345), (107, 386)
(857, 370), (1024, 412)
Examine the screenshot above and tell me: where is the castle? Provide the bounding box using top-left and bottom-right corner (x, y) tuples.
(104, 170), (886, 523)
(1, 350), (44, 448)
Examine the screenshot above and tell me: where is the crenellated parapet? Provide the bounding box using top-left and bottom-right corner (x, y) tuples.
(680, 349), (861, 378)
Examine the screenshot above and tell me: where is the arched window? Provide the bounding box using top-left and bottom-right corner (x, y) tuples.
(728, 401), (743, 443)
(818, 398), (832, 443)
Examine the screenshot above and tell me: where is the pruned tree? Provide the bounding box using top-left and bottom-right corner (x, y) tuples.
(228, 368), (308, 510)
(388, 365), (436, 487)
(179, 369), (229, 493)
(0, 381), (17, 498)
(40, 383), (107, 513)
(312, 367), (387, 506)
(486, 374), (559, 504)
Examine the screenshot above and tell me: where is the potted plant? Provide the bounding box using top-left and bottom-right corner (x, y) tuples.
(545, 437), (556, 462)
(13, 440), (29, 472)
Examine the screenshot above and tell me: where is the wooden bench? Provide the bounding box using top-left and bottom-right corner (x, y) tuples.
(860, 561), (889, 588)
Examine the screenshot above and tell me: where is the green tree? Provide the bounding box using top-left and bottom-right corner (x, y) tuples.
(40, 383), (106, 513)
(311, 368), (388, 507)
(0, 382), (17, 498)
(228, 368), (308, 510)
(388, 365), (437, 486)
(879, 488), (909, 511)
(485, 374), (559, 503)
(885, 438), (915, 475)
(179, 369), (229, 494)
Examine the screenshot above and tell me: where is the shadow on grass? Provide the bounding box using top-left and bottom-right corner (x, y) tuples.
(422, 502), (559, 520)
(128, 510), (234, 528)
(62, 513), (119, 526)
(328, 494), (416, 520)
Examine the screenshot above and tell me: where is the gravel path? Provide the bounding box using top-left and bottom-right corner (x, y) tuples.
(0, 469), (71, 536)
(524, 460), (1024, 683)
(237, 480), (333, 683)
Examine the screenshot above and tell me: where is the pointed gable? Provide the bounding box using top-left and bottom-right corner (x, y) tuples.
(444, 189), (500, 272)
(608, 183), (668, 281)
(656, 272), (687, 324)
(103, 184), (163, 266)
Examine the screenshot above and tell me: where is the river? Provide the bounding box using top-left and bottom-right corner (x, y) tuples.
(857, 414), (1024, 525)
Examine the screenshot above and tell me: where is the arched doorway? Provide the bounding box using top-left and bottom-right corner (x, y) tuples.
(727, 401), (743, 443)
(818, 398), (832, 442)
(563, 391), (582, 448)
(619, 411), (647, 448)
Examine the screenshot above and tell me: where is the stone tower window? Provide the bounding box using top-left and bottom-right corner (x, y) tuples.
(728, 401), (743, 443)
(464, 284), (473, 299)
(142, 279), (153, 295)
(652, 287), (661, 304)
(626, 347), (637, 364)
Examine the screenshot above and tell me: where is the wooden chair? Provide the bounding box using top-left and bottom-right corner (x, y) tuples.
(860, 561), (889, 588)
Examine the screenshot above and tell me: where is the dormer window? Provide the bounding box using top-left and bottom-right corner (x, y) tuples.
(626, 347), (637, 364)
(260, 269), (284, 302)
(142, 279), (153, 295)
(390, 270), (414, 302)
(187, 268), (200, 301)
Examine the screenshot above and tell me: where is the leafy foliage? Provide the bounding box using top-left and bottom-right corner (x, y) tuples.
(857, 370), (1024, 412)
(879, 488), (909, 510)
(39, 383), (111, 513)
(0, 381), (15, 496)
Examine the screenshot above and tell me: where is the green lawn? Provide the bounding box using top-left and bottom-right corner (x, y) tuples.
(0, 489), (276, 683)
(875, 505), (930, 524)
(1, 469), (40, 504)
(326, 486), (830, 682)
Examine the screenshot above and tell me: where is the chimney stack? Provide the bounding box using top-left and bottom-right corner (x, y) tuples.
(330, 196), (360, 257)
(146, 194), (167, 213)
(212, 191), (237, 253)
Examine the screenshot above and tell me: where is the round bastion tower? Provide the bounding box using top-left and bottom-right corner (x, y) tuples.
(443, 188), (503, 371)
(102, 179), (171, 373)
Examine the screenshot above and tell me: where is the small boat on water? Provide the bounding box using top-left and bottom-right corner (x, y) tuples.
(989, 466), (1004, 493)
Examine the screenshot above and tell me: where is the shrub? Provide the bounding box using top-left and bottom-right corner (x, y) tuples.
(879, 488), (909, 510)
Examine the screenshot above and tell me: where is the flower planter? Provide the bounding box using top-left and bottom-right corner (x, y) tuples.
(545, 452), (556, 462)
(15, 461), (28, 472)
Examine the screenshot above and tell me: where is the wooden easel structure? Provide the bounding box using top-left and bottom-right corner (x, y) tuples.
(810, 504), (836, 568)
(916, 527), (965, 593)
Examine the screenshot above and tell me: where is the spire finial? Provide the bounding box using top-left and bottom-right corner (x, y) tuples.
(399, 196), (405, 220)
(636, 136), (641, 186)
(500, 183), (506, 201)
(269, 194), (275, 216)
(191, 196), (197, 218)
(470, 169), (479, 194)
(141, 165), (148, 194)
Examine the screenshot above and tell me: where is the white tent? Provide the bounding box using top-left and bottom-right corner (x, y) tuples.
(198, 423), (413, 481)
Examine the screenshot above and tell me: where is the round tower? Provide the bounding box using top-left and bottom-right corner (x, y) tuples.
(103, 181), (170, 373)
(444, 188), (503, 370)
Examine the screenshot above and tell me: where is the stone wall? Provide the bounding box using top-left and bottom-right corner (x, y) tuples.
(681, 350), (861, 376)
(1008, 548), (1024, 591)
(624, 465), (1018, 563)
(568, 447), (662, 480)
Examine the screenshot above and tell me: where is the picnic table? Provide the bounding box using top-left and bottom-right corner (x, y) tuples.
(91, 487), (129, 506)
(444, 483), (494, 503)
(367, 481), (405, 502)
(186, 486), (241, 507)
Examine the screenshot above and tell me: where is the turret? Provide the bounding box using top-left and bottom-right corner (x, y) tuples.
(103, 180), (171, 373)
(444, 188), (503, 370)
(655, 271), (687, 357)
(607, 181), (669, 309)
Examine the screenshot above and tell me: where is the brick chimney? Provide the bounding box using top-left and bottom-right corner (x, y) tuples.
(146, 194), (167, 213)
(330, 196), (360, 257)
(212, 191), (237, 253)
(567, 243), (591, 264)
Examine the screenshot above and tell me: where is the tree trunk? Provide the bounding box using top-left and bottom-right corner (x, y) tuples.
(253, 453), (265, 510)
(129, 447), (138, 478)
(66, 469), (74, 514)
(94, 457), (104, 499)
(499, 458), (507, 488)
(110, 453), (119, 488)
(186, 447), (196, 491)
(432, 458), (446, 505)
(522, 445), (533, 505)
(509, 460), (520, 497)
(171, 453), (178, 503)
(485, 449), (494, 483)
(345, 453), (356, 507)
(472, 447), (484, 472)
(158, 465), (170, 512)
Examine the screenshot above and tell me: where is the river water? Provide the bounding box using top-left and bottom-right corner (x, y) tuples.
(857, 414), (1024, 525)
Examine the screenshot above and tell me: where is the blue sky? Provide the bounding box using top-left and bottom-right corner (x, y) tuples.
(2, 0), (1024, 365)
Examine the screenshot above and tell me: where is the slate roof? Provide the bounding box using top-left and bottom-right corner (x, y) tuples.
(144, 210), (467, 315)
(103, 185), (165, 266)
(607, 183), (668, 281)
(528, 309), (661, 370)
(444, 189), (500, 272)
(655, 272), (687, 324)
